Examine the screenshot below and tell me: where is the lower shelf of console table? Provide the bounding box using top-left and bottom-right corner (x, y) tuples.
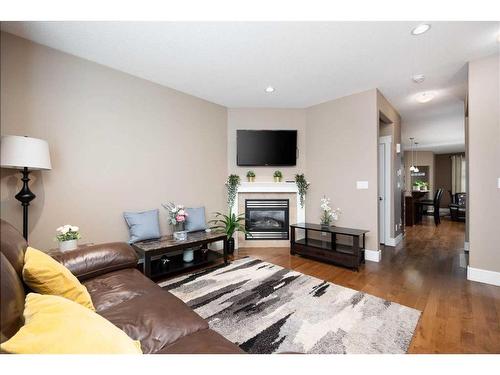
(290, 223), (369, 271)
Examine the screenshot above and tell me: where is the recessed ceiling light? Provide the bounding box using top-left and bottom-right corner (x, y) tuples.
(411, 24), (431, 36)
(265, 86), (275, 93)
(415, 91), (436, 103)
(412, 74), (425, 83)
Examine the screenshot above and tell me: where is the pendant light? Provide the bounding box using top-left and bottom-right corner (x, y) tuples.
(409, 138), (416, 172)
(414, 142), (419, 173)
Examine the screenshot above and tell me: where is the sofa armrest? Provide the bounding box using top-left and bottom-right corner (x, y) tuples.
(52, 242), (138, 281)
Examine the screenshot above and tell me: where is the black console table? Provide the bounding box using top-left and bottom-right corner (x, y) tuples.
(290, 223), (369, 271)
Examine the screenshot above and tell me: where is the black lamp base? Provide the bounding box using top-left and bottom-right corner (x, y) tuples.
(14, 167), (35, 240)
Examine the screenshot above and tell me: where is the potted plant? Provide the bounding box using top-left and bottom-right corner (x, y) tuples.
(55, 225), (81, 252)
(295, 173), (310, 208)
(320, 196), (341, 228)
(413, 180), (426, 191)
(273, 170), (283, 183)
(209, 212), (249, 255)
(225, 174), (241, 211)
(246, 170), (256, 182)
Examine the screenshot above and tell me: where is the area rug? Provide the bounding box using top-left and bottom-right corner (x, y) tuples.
(159, 257), (421, 354)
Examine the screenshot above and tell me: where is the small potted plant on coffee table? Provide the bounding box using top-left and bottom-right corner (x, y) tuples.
(246, 170), (256, 182)
(273, 170), (283, 183)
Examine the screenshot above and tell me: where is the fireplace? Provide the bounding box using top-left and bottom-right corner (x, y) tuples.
(245, 199), (289, 240)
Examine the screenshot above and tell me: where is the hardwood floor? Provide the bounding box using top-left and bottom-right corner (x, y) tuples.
(235, 217), (500, 353)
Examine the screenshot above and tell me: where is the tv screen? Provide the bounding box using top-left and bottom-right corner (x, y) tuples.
(237, 130), (297, 166)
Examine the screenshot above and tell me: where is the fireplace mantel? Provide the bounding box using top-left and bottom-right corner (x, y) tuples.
(232, 182), (306, 250)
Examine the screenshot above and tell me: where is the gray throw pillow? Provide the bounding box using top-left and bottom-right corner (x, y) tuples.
(185, 207), (207, 232)
(123, 209), (161, 243)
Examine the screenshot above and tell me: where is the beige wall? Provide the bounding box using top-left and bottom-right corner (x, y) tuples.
(227, 108), (307, 180)
(468, 53), (500, 273)
(377, 91), (403, 238)
(404, 150), (435, 198)
(0, 32), (228, 250)
(306, 89), (379, 251)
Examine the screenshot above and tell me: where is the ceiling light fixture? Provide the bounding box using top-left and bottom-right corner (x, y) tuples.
(411, 24), (431, 36)
(412, 74), (425, 83)
(414, 142), (420, 173)
(265, 86), (275, 93)
(409, 138), (417, 172)
(415, 91), (436, 103)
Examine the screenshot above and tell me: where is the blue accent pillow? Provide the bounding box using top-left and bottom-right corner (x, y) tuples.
(185, 207), (207, 232)
(123, 209), (161, 244)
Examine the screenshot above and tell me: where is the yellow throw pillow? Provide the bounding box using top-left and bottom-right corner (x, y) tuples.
(0, 293), (142, 354)
(22, 246), (95, 310)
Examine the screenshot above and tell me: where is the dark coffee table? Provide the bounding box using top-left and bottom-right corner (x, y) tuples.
(132, 231), (228, 279)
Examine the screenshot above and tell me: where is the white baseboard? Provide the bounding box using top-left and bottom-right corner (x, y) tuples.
(464, 241), (469, 251)
(467, 266), (500, 286)
(385, 233), (403, 247)
(364, 249), (381, 262)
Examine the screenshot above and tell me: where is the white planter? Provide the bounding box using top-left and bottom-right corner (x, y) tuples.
(59, 239), (78, 252)
(183, 249), (194, 263)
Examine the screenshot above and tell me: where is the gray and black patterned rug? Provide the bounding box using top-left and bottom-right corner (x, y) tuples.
(159, 257), (421, 354)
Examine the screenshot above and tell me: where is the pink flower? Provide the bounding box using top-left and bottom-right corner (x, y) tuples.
(176, 215), (186, 222)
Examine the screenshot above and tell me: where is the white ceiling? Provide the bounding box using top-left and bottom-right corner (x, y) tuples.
(2, 21), (499, 153)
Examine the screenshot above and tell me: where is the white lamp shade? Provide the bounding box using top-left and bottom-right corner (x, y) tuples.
(1, 135), (52, 170)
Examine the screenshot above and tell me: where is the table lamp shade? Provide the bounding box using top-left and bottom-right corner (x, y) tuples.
(1, 135), (52, 170)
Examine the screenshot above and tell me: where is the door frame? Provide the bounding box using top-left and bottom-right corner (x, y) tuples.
(379, 135), (392, 245)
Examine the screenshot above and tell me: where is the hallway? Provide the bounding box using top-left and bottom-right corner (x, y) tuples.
(238, 218), (500, 353)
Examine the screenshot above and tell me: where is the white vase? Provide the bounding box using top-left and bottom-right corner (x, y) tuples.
(183, 249), (194, 263)
(59, 239), (78, 252)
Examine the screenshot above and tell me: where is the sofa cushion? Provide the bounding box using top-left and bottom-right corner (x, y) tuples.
(84, 268), (208, 353)
(0, 293), (142, 354)
(0, 252), (25, 343)
(0, 219), (27, 277)
(23, 247), (95, 310)
(157, 329), (244, 354)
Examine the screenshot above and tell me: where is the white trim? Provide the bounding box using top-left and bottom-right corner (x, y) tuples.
(364, 249), (381, 262)
(385, 233), (403, 246)
(238, 181), (299, 193)
(467, 266), (500, 286)
(379, 136), (392, 245)
(464, 241), (469, 251)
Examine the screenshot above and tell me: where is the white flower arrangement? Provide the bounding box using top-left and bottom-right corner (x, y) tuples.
(320, 196), (341, 225)
(55, 225), (81, 242)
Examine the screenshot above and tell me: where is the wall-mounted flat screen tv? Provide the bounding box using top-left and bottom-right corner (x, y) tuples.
(237, 130), (297, 166)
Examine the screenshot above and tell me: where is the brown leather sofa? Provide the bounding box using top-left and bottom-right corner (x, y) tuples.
(0, 219), (243, 354)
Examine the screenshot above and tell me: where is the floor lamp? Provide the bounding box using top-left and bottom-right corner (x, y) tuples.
(1, 135), (52, 240)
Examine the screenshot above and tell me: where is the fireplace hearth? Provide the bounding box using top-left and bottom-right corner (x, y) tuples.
(245, 199), (289, 240)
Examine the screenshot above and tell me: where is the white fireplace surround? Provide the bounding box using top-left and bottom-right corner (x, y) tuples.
(231, 182), (305, 249)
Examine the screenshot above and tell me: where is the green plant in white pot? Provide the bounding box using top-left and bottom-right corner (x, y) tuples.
(246, 170), (256, 182)
(273, 170), (283, 182)
(55, 225), (81, 252)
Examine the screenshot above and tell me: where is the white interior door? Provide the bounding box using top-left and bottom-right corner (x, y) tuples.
(378, 143), (385, 244)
